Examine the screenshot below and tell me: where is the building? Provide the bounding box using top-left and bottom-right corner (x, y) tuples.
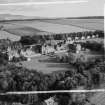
(45, 96), (58, 105)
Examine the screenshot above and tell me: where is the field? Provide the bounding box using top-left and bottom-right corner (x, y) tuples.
(0, 30), (20, 41)
(0, 18), (104, 37)
(40, 19), (104, 31)
(16, 54), (74, 74)
(3, 21), (91, 35)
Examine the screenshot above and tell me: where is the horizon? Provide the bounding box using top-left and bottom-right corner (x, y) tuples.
(0, 14), (104, 21)
(0, 13), (104, 19)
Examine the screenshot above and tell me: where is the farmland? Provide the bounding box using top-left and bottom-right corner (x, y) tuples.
(0, 18), (104, 37)
(3, 21), (91, 35)
(40, 19), (104, 31)
(0, 30), (20, 41)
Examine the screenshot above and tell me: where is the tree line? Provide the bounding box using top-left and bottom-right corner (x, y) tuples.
(0, 54), (105, 105)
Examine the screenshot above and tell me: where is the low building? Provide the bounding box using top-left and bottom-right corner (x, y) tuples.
(45, 96), (58, 105)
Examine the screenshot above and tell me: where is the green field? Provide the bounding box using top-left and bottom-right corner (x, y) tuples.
(16, 55), (74, 74)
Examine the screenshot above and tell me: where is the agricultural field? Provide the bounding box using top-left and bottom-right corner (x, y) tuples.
(40, 19), (104, 31)
(0, 30), (20, 41)
(3, 21), (91, 35)
(4, 26), (51, 37)
(0, 18), (104, 37)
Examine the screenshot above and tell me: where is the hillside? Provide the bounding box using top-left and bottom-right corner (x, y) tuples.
(0, 14), (104, 22)
(0, 14), (42, 21)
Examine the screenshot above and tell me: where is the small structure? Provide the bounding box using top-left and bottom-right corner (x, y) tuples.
(7, 46), (20, 61)
(96, 34), (99, 38)
(81, 36), (85, 40)
(92, 35), (95, 38)
(66, 37), (74, 44)
(42, 44), (55, 55)
(27, 57), (31, 61)
(75, 36), (79, 40)
(76, 44), (82, 54)
(67, 37), (72, 42)
(87, 36), (90, 39)
(45, 96), (58, 105)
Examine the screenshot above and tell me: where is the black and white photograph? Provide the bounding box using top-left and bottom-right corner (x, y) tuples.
(0, 0), (104, 105)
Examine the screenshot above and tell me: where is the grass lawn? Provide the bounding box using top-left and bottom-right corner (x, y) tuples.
(16, 54), (74, 74)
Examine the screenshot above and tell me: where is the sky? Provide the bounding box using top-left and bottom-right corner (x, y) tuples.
(0, 0), (104, 17)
